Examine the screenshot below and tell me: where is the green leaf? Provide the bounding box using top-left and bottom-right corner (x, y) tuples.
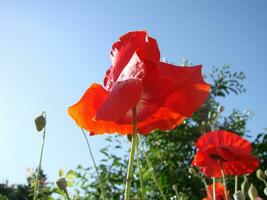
(66, 170), (77, 179)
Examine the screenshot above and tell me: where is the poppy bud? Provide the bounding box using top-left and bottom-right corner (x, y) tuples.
(248, 184), (258, 200)
(217, 105), (224, 113)
(34, 112), (46, 132)
(264, 187), (267, 196)
(188, 167), (196, 175)
(56, 177), (67, 192)
(241, 180), (249, 195)
(172, 185), (177, 192)
(256, 169), (266, 182)
(233, 191), (245, 200)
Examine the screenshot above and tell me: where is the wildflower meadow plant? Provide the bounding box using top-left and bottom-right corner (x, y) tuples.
(33, 111), (47, 200)
(192, 130), (260, 200)
(203, 182), (232, 200)
(68, 31), (210, 200)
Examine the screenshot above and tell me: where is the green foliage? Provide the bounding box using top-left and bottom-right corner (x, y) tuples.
(209, 64), (246, 98)
(0, 168), (54, 200)
(0, 194), (8, 200)
(0, 182), (29, 200)
(70, 136), (128, 200)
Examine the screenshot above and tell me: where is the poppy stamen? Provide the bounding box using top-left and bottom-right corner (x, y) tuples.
(209, 153), (227, 162)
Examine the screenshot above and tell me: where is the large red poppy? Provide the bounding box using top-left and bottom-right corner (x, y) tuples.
(68, 31), (210, 135)
(192, 130), (260, 177)
(203, 182), (232, 200)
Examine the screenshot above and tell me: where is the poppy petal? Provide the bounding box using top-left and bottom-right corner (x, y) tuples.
(196, 130), (252, 155)
(96, 78), (142, 122)
(157, 63), (210, 116)
(122, 64), (210, 134)
(223, 156), (260, 176)
(205, 183), (232, 200)
(157, 63), (207, 85)
(104, 31), (160, 90)
(68, 83), (134, 134)
(192, 130), (260, 177)
(137, 108), (185, 134)
(68, 83), (109, 130)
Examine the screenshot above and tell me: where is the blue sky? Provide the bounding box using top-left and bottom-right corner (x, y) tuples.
(0, 0), (267, 183)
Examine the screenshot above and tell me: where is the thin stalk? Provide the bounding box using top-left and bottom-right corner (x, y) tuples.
(81, 128), (106, 200)
(220, 161), (229, 200)
(64, 190), (71, 200)
(139, 135), (167, 200)
(235, 176), (238, 193)
(212, 177), (216, 200)
(124, 107), (137, 200)
(173, 186), (182, 200)
(195, 174), (208, 189)
(33, 114), (46, 200)
(136, 135), (145, 200)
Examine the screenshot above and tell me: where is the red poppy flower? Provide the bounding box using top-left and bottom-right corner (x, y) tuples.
(192, 130), (260, 177)
(68, 31), (210, 135)
(203, 182), (232, 200)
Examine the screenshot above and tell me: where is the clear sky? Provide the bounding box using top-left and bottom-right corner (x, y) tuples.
(0, 0), (267, 183)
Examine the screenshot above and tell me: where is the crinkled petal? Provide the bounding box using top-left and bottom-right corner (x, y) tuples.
(157, 63), (206, 85)
(104, 31), (160, 90)
(223, 156), (260, 176)
(192, 151), (222, 177)
(134, 64), (209, 134)
(96, 79), (142, 121)
(205, 183), (232, 200)
(196, 130), (252, 155)
(115, 63), (209, 134)
(194, 153), (260, 177)
(137, 109), (185, 134)
(68, 83), (134, 135)
(68, 83), (109, 129)
(193, 131), (259, 177)
(157, 63), (210, 116)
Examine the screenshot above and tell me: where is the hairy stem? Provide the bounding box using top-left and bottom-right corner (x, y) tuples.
(136, 136), (145, 200)
(124, 107), (137, 200)
(81, 128), (106, 200)
(212, 177), (216, 200)
(64, 190), (71, 200)
(33, 114), (46, 200)
(220, 161), (229, 200)
(139, 135), (167, 200)
(235, 176), (238, 193)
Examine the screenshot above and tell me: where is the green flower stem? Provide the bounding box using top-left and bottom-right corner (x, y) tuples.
(139, 135), (167, 200)
(136, 135), (145, 200)
(124, 107), (137, 200)
(81, 128), (106, 200)
(173, 186), (182, 200)
(33, 113), (46, 200)
(220, 161), (229, 200)
(235, 176), (238, 193)
(195, 174), (208, 189)
(64, 190), (71, 200)
(212, 177), (216, 200)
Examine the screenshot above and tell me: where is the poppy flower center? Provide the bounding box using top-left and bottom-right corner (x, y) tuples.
(207, 146), (231, 162)
(209, 153), (227, 162)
